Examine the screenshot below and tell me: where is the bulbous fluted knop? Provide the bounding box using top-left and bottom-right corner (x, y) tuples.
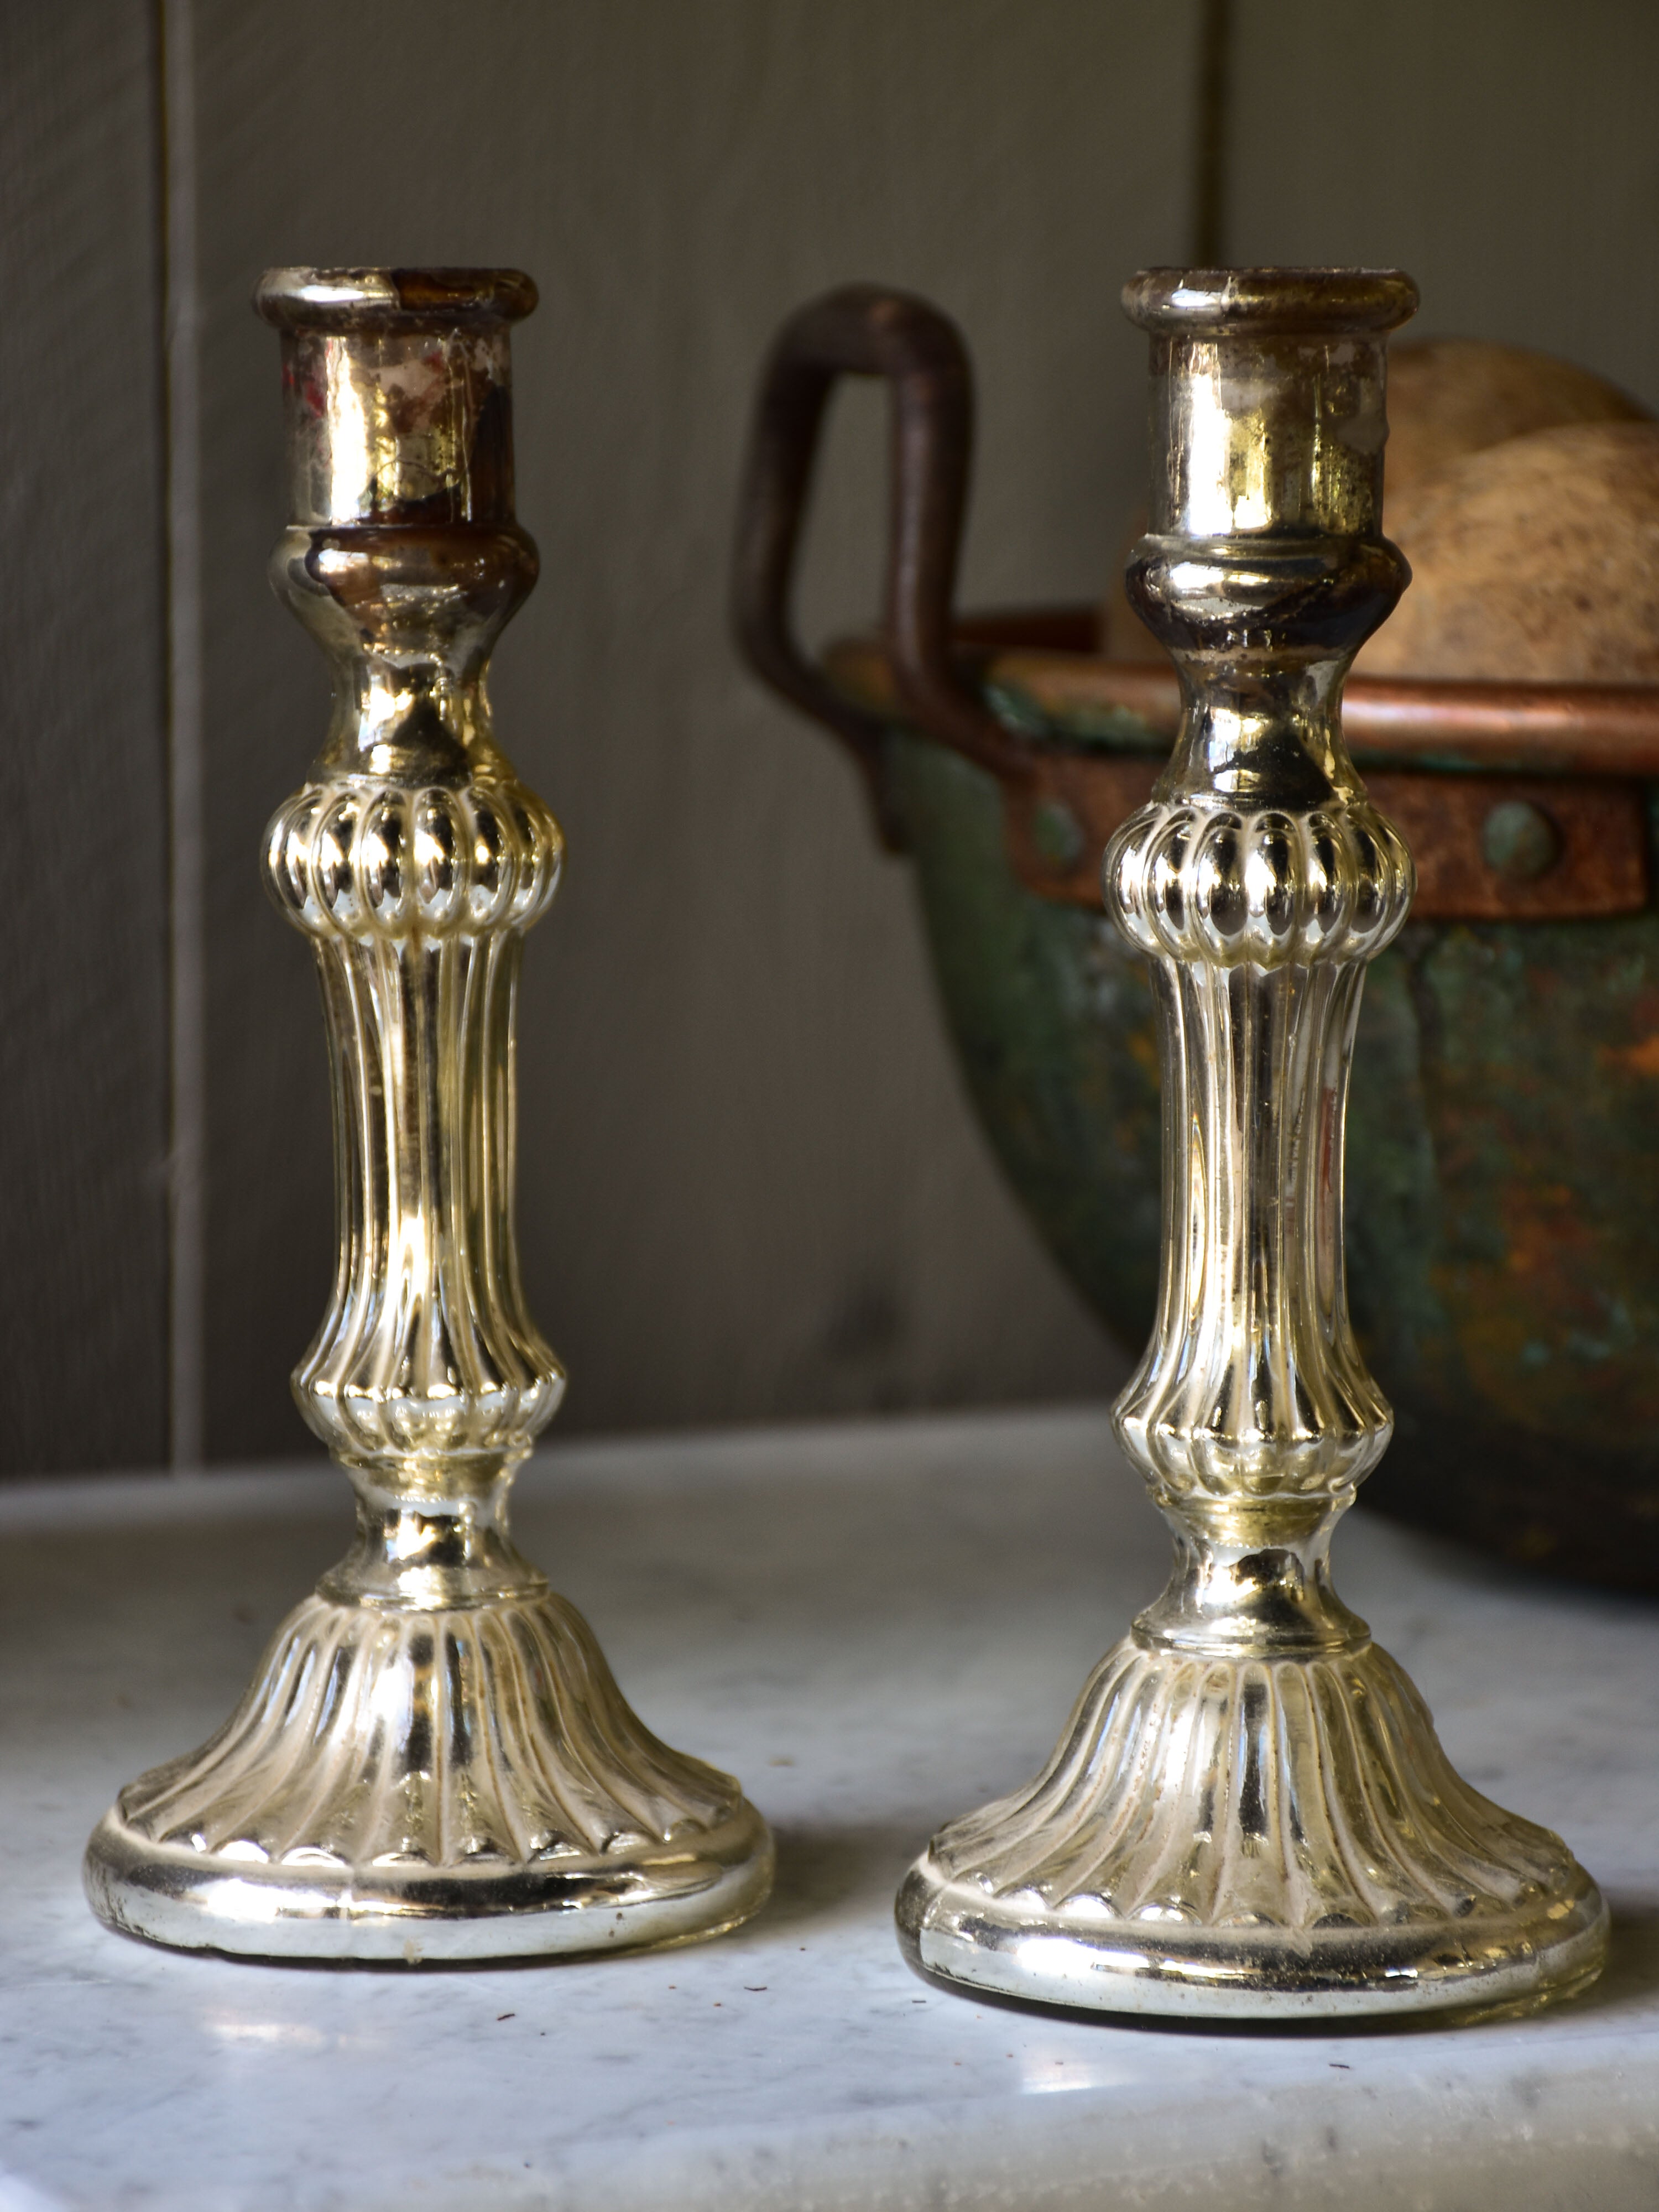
(266, 773), (561, 943)
(1108, 799), (1413, 968)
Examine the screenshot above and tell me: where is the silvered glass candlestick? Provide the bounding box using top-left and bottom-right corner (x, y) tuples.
(898, 268), (1607, 2020)
(85, 268), (771, 1962)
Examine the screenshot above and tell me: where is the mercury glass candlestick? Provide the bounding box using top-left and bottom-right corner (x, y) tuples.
(898, 268), (1608, 2021)
(85, 267), (772, 1962)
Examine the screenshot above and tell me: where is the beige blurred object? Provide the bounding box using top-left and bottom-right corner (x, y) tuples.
(1381, 338), (1649, 501)
(1099, 512), (1163, 662)
(1102, 337), (1653, 666)
(1358, 419), (1659, 681)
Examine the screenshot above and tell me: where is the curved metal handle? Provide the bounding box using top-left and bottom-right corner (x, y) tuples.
(731, 283), (1032, 851)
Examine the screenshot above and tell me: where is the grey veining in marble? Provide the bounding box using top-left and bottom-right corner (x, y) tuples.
(2, 1408), (1657, 2209)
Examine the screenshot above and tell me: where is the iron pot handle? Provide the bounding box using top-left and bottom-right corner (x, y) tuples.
(731, 283), (1033, 851)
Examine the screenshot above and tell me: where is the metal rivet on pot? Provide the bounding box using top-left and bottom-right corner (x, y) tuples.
(1481, 797), (1562, 882)
(1030, 797), (1086, 872)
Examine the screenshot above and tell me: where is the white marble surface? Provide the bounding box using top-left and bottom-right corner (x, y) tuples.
(2, 1407), (1657, 2211)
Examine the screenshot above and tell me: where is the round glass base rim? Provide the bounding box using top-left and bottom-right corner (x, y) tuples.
(84, 1804), (774, 1965)
(896, 1853), (1609, 2022)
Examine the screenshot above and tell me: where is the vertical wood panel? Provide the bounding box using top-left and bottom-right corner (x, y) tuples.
(0, 4), (169, 1474)
(1227, 0), (1659, 411)
(189, 0), (1200, 1457)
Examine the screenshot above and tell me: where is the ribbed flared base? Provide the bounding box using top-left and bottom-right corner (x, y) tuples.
(896, 1634), (1606, 2021)
(84, 1585), (773, 1964)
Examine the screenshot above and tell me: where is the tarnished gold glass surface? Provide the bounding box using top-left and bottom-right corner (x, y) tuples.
(84, 268), (772, 1963)
(897, 269), (1608, 2021)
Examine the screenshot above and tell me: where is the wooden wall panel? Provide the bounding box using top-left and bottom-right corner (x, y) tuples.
(188, 0), (1198, 1458)
(0, 5), (169, 1474)
(1228, 0), (1659, 412)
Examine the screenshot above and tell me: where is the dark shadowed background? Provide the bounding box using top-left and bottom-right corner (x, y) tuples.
(2, 0), (1656, 1475)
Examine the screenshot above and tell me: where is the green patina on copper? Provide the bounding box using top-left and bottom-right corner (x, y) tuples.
(885, 730), (1659, 1589)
